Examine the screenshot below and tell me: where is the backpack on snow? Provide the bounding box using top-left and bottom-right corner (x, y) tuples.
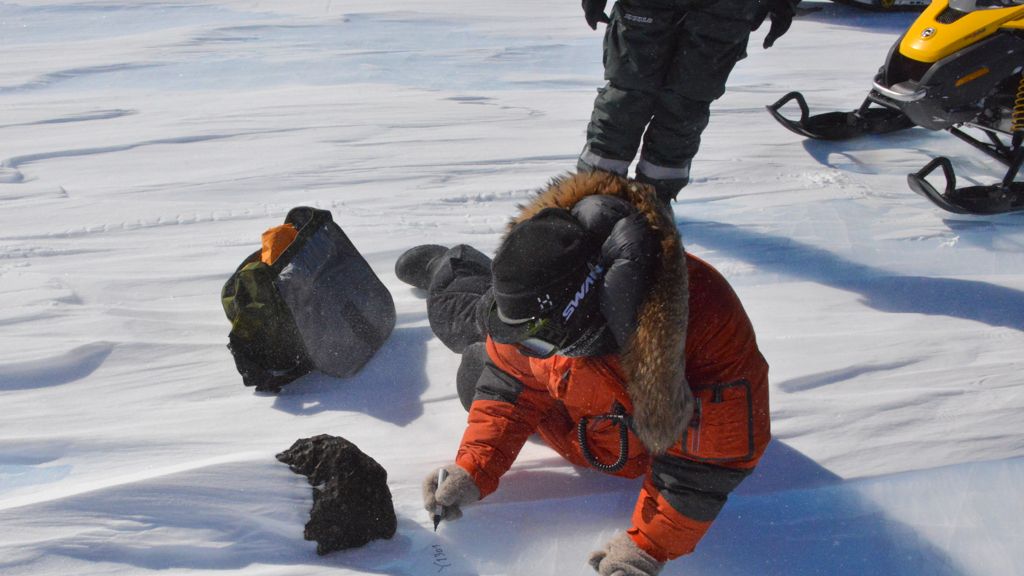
(221, 207), (395, 392)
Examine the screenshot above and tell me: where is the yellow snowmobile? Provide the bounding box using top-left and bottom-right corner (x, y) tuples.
(768, 0), (1024, 215)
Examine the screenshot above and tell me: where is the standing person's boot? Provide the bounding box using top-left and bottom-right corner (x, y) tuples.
(634, 174), (681, 220)
(636, 172), (687, 206)
(395, 245), (448, 290)
(576, 144), (630, 179)
(636, 156), (690, 216)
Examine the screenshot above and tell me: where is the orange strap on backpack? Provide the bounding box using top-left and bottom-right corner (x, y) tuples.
(261, 223), (298, 265)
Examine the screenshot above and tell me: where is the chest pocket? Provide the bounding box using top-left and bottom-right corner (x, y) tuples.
(554, 360), (648, 474)
(682, 379), (757, 463)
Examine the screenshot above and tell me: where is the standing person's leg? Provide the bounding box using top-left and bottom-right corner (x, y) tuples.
(635, 96), (709, 205)
(578, 0), (679, 176)
(636, 0), (759, 205)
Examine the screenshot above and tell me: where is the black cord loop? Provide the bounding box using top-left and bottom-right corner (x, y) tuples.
(577, 405), (632, 472)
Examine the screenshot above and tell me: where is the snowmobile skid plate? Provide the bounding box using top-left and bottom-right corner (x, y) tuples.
(767, 92), (914, 141)
(908, 157), (1024, 215)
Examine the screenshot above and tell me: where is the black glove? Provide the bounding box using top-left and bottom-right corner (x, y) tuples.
(755, 0), (798, 49)
(582, 0), (610, 30)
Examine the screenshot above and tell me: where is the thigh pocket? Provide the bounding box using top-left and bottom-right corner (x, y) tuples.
(681, 379), (757, 463)
(604, 2), (676, 89)
(672, 12), (751, 101)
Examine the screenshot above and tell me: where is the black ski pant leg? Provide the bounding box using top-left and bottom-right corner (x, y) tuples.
(580, 83), (657, 176)
(426, 244), (492, 354)
(637, 0), (758, 202)
(636, 95), (709, 202)
(579, 0), (680, 176)
(424, 244), (494, 412)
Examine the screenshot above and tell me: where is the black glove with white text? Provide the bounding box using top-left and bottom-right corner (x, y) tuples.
(582, 0), (610, 30)
(754, 0), (798, 49)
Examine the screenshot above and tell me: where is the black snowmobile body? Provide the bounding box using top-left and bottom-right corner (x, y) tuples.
(768, 0), (1024, 215)
(831, 0), (928, 12)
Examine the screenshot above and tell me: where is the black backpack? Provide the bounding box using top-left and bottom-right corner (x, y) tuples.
(221, 207), (395, 392)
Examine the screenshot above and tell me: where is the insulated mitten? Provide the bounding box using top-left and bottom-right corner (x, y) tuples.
(582, 0), (610, 30)
(588, 532), (665, 576)
(422, 464), (480, 522)
(755, 0), (798, 49)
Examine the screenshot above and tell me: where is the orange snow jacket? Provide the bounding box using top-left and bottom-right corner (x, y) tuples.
(453, 173), (770, 561)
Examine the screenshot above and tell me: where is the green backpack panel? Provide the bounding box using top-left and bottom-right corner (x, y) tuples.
(222, 254), (313, 392)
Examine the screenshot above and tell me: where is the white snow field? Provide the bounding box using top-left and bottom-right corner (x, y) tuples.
(2, 1), (1023, 574)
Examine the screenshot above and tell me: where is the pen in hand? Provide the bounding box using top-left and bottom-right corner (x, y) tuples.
(432, 467), (448, 531)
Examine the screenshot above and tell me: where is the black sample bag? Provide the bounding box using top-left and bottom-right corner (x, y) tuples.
(221, 207), (395, 392)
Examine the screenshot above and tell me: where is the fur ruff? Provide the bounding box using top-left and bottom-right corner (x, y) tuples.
(507, 171), (693, 455)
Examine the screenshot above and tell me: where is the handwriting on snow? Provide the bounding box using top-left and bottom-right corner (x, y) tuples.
(432, 544), (452, 572)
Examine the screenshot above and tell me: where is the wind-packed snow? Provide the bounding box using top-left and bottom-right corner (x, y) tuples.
(1, 1), (1022, 574)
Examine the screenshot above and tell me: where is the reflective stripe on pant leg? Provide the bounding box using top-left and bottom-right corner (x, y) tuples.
(636, 157), (690, 182)
(579, 146), (631, 176)
(636, 158), (691, 203)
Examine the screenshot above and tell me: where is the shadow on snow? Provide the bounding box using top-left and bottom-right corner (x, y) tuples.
(679, 216), (1024, 331)
(269, 322), (434, 427)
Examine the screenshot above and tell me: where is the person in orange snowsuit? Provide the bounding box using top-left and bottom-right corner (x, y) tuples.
(396, 171), (770, 575)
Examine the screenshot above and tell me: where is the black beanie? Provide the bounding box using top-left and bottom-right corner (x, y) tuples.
(489, 208), (598, 326)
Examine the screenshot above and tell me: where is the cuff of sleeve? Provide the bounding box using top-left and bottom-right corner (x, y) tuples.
(627, 527), (671, 563)
(454, 454), (497, 498)
(630, 491), (713, 560)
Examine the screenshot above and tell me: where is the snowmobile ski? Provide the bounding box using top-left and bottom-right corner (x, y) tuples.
(766, 0), (1024, 215)
(766, 92), (914, 141)
(908, 156), (1024, 216)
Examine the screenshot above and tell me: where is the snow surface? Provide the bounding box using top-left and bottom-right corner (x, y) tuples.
(1, 1), (1023, 574)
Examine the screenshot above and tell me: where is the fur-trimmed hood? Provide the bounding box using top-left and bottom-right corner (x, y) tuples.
(506, 171), (693, 455)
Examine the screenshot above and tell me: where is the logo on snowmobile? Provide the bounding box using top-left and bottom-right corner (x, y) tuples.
(921, 27), (936, 39)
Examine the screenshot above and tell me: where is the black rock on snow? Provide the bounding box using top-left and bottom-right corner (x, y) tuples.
(277, 434), (397, 555)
